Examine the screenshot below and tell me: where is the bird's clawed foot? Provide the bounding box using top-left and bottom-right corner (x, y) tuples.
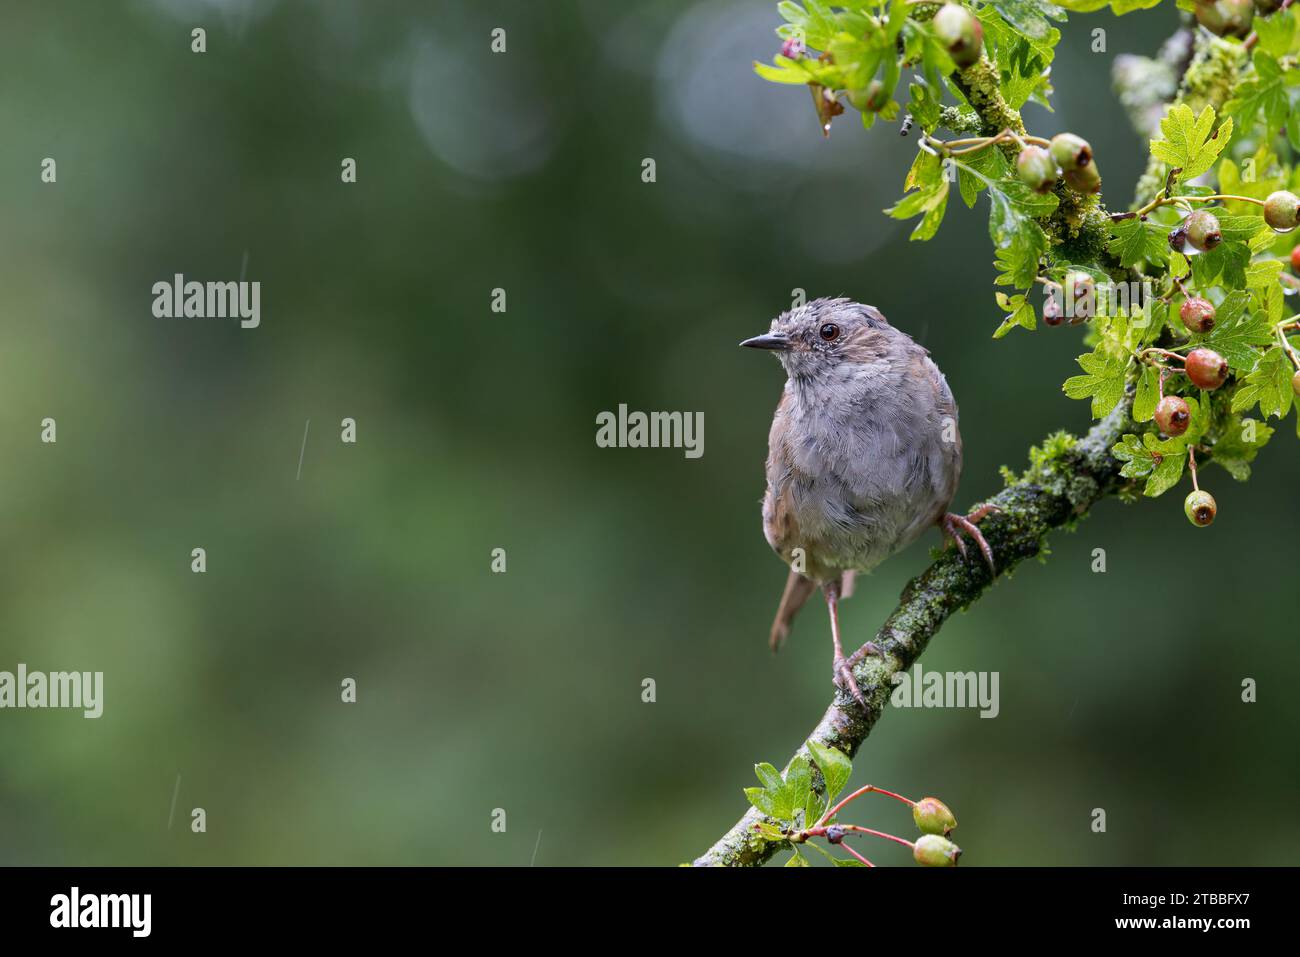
(941, 505), (1000, 575)
(832, 653), (867, 710)
(846, 641), (883, 670)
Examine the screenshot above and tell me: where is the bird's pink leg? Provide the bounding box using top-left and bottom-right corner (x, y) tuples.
(940, 504), (1000, 574)
(826, 582), (867, 710)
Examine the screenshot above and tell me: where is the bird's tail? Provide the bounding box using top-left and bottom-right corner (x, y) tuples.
(769, 569), (856, 651)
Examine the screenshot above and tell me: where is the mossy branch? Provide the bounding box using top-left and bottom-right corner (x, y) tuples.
(695, 19), (1245, 868)
(949, 52), (1120, 276)
(692, 399), (1133, 867)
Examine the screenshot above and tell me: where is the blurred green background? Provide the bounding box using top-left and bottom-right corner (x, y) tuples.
(1, 0), (1295, 866)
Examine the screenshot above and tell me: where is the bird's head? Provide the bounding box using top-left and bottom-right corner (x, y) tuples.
(740, 298), (895, 381)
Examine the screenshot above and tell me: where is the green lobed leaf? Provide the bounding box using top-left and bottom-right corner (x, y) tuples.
(1108, 216), (1171, 269)
(987, 0), (1067, 39)
(954, 156), (1056, 288)
(958, 147), (1009, 209)
(908, 80), (943, 134)
(993, 292), (1037, 338)
(1112, 431), (1189, 497)
(1182, 391), (1212, 446)
(744, 787), (779, 817)
(1149, 104), (1233, 182)
(1253, 7), (1298, 58)
(1258, 278), (1285, 325)
(1200, 290), (1273, 372)
(1188, 240), (1251, 291)
(1231, 348), (1295, 419)
(911, 184), (949, 240)
(1215, 214), (1270, 244)
(977, 6), (1060, 109)
(755, 762), (784, 791)
(1063, 349), (1130, 418)
(1133, 364), (1159, 422)
(754, 57), (817, 85)
(993, 226), (1048, 289)
(807, 741), (852, 804)
(1134, 298), (1169, 348)
(785, 754), (814, 822)
(887, 149), (950, 240)
(753, 820), (786, 841)
(1211, 415), (1274, 481)
(1226, 52), (1289, 139)
(1145, 445), (1186, 495)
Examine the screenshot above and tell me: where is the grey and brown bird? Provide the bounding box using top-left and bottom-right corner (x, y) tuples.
(741, 297), (996, 707)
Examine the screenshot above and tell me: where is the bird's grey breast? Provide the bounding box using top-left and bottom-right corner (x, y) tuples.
(763, 344), (961, 576)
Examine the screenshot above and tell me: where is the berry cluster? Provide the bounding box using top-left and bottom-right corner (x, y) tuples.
(745, 743), (963, 867)
(756, 1), (1300, 536)
(1017, 133), (1099, 196)
(783, 784), (963, 868)
(1122, 185), (1300, 526)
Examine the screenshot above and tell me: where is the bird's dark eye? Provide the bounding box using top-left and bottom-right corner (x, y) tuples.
(819, 323), (840, 341)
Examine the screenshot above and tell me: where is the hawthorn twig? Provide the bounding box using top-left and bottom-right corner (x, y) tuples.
(694, 17), (1249, 869)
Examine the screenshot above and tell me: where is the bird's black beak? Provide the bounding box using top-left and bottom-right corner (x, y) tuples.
(739, 332), (790, 351)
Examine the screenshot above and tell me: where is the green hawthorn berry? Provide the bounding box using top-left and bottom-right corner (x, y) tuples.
(1064, 161), (1101, 194)
(1050, 133), (1092, 172)
(1017, 146), (1057, 194)
(865, 81), (888, 111)
(1184, 489), (1217, 527)
(913, 797), (957, 836)
(1264, 190), (1300, 232)
(1180, 296), (1216, 333)
(849, 80), (888, 112)
(1293, 369), (1300, 397)
(1185, 210), (1222, 251)
(933, 4), (983, 69)
(1195, 0), (1254, 37)
(913, 834), (962, 867)
(1185, 347), (1229, 390)
(1154, 396), (1191, 437)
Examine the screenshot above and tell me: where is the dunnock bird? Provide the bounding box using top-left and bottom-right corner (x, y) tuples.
(741, 297), (995, 707)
